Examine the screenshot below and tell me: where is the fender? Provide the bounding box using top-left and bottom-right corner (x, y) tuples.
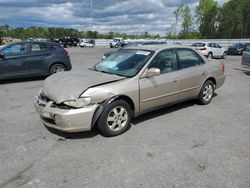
(91, 95), (119, 127)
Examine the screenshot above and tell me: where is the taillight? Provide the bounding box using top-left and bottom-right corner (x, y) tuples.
(221, 63), (225, 73)
(199, 47), (207, 51)
(63, 49), (69, 56)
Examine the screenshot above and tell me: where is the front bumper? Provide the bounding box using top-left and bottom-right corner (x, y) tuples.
(34, 94), (99, 132)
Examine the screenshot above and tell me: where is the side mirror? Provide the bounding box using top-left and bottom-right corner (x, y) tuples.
(0, 52), (5, 59)
(142, 68), (160, 78)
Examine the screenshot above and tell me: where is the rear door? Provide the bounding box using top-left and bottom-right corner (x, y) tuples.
(215, 43), (224, 56)
(176, 49), (207, 99)
(25, 42), (52, 75)
(208, 43), (218, 56)
(0, 43), (29, 78)
(139, 49), (181, 111)
(242, 43), (250, 66)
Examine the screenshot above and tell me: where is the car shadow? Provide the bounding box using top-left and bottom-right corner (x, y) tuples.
(0, 76), (47, 85)
(233, 67), (250, 76)
(132, 94), (217, 125)
(45, 126), (99, 139)
(132, 100), (196, 125)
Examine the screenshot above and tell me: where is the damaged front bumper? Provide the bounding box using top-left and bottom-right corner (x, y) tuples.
(34, 94), (99, 132)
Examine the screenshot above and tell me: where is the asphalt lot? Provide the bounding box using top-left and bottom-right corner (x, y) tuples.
(0, 47), (250, 188)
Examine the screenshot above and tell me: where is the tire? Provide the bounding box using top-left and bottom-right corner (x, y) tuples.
(222, 52), (227, 59)
(49, 63), (66, 75)
(198, 80), (215, 105)
(115, 44), (119, 48)
(207, 52), (213, 59)
(97, 100), (132, 137)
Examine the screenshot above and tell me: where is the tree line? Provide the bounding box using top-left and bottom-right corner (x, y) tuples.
(0, 25), (161, 40)
(0, 0), (249, 40)
(169, 0), (250, 39)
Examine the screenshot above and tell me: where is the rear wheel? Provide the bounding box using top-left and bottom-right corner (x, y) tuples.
(49, 63), (66, 75)
(222, 52), (227, 59)
(207, 52), (213, 59)
(97, 100), (132, 137)
(198, 80), (215, 105)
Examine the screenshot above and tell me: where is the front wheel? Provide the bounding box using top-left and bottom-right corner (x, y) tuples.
(97, 100), (132, 137)
(49, 64), (66, 75)
(222, 52), (227, 59)
(198, 80), (215, 105)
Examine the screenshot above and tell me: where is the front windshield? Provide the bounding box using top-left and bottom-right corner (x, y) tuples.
(94, 49), (154, 77)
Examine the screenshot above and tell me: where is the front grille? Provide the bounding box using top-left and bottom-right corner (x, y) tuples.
(40, 93), (50, 102)
(39, 93), (72, 110)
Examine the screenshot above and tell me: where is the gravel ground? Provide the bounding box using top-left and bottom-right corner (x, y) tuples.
(0, 47), (249, 188)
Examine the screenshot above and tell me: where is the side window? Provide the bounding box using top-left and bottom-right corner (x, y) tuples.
(30, 43), (50, 52)
(246, 44), (250, 52)
(177, 49), (205, 69)
(149, 50), (177, 74)
(215, 43), (221, 48)
(2, 44), (26, 57)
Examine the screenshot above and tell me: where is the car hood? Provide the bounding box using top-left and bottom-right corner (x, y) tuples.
(43, 69), (124, 103)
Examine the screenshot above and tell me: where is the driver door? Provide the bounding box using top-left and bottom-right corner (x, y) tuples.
(139, 49), (181, 111)
(0, 43), (28, 78)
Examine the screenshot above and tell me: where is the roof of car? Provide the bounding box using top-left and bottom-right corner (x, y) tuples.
(123, 44), (191, 51)
(3, 41), (61, 47)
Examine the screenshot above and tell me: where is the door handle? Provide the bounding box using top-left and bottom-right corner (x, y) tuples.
(173, 80), (178, 82)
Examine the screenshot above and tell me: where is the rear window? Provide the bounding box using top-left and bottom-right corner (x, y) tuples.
(245, 44), (250, 52)
(177, 49), (205, 69)
(191, 43), (205, 47)
(30, 43), (50, 52)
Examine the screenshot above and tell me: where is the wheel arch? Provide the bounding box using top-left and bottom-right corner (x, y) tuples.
(204, 77), (216, 87)
(49, 62), (67, 73)
(91, 95), (135, 128)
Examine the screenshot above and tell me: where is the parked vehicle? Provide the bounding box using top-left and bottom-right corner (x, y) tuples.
(60, 37), (79, 48)
(103, 41), (166, 59)
(227, 43), (245, 55)
(0, 41), (71, 80)
(34, 45), (225, 137)
(110, 38), (125, 48)
(242, 43), (250, 66)
(79, 39), (95, 48)
(191, 42), (227, 59)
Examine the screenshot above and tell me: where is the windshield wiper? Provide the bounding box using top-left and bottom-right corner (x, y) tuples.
(90, 66), (127, 77)
(98, 70), (115, 75)
(89, 65), (97, 71)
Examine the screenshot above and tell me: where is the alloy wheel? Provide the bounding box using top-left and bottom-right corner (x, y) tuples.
(107, 106), (128, 132)
(202, 84), (213, 102)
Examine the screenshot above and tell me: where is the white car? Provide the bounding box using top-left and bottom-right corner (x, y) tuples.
(79, 40), (95, 48)
(191, 42), (227, 59)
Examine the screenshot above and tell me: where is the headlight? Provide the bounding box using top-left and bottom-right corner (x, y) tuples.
(63, 97), (91, 108)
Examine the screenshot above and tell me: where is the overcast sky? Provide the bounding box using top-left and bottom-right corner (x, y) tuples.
(0, 0), (228, 34)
